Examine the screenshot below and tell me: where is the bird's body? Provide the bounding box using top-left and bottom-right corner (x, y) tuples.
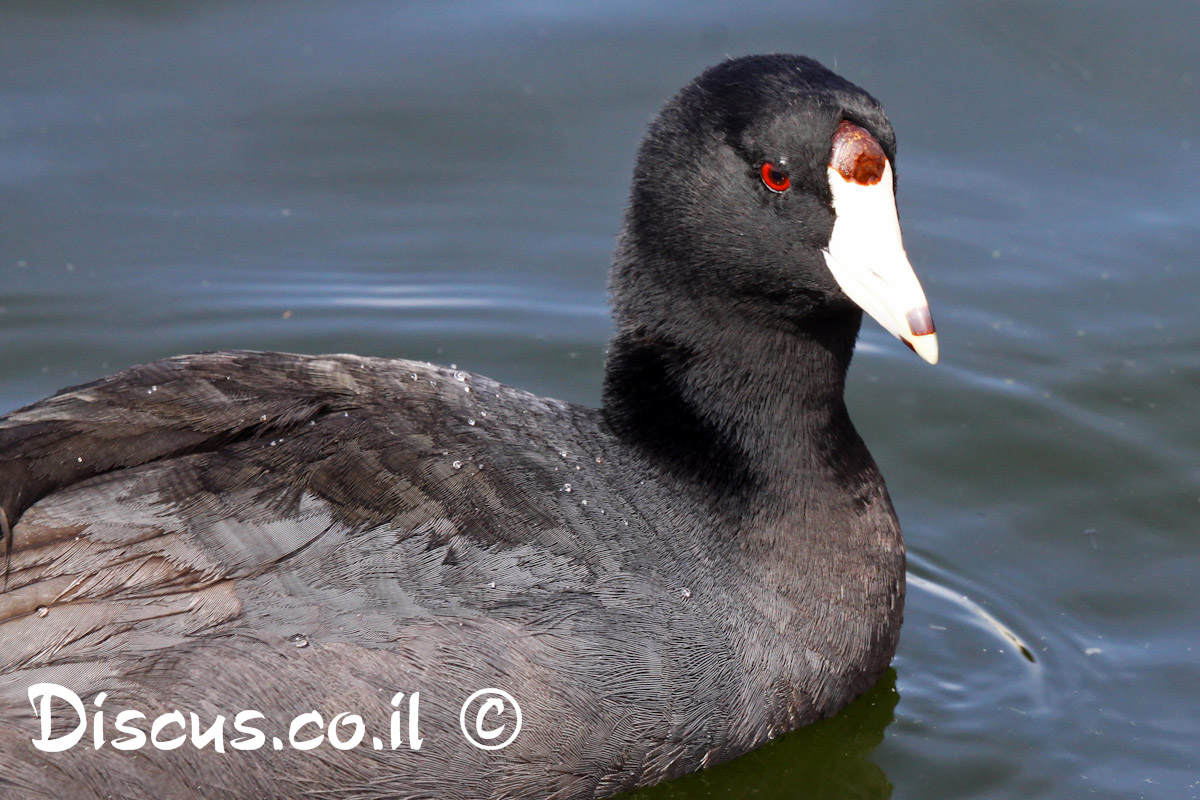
(0, 55), (935, 799)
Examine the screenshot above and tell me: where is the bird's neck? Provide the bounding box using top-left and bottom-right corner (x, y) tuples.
(602, 289), (905, 714)
(602, 296), (880, 523)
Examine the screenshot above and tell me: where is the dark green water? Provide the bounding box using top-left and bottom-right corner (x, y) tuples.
(2, 2), (1197, 798)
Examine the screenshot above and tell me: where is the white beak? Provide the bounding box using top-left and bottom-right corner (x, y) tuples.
(822, 161), (938, 364)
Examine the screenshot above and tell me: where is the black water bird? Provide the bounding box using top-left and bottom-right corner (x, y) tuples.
(0, 54), (937, 799)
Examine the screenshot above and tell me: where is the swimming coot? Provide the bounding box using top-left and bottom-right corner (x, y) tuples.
(0, 54), (936, 799)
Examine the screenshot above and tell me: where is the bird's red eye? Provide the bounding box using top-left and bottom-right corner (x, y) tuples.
(760, 162), (791, 193)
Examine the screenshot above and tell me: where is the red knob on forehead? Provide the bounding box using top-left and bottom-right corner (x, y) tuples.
(830, 121), (886, 186)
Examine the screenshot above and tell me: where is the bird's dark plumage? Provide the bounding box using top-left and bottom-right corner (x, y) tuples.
(0, 55), (927, 799)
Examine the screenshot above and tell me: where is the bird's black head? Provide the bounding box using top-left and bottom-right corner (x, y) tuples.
(610, 54), (935, 363)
